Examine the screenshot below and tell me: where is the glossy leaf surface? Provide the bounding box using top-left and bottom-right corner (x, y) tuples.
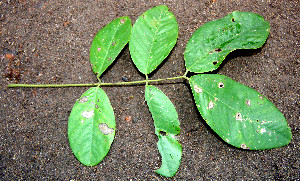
(145, 85), (181, 177)
(129, 5), (178, 75)
(189, 74), (292, 150)
(185, 11), (270, 73)
(68, 87), (115, 166)
(90, 16), (131, 77)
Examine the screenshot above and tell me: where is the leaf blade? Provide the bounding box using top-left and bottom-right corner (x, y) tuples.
(189, 74), (292, 150)
(129, 5), (178, 75)
(145, 85), (181, 177)
(90, 16), (132, 77)
(68, 87), (116, 166)
(145, 85), (180, 135)
(185, 11), (270, 73)
(156, 135), (182, 177)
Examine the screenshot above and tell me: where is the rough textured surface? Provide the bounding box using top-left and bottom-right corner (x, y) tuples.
(1, 0), (299, 180)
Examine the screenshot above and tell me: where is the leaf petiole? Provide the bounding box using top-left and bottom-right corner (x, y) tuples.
(7, 75), (187, 88)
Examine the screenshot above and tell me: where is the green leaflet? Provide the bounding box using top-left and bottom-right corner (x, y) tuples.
(90, 16), (131, 77)
(189, 74), (292, 150)
(185, 11), (270, 73)
(156, 134), (182, 177)
(68, 87), (116, 166)
(129, 5), (178, 75)
(145, 85), (182, 177)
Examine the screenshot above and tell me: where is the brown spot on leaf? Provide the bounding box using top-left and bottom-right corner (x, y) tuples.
(78, 96), (88, 103)
(208, 101), (214, 109)
(82, 111), (94, 119)
(98, 123), (114, 135)
(194, 84), (202, 93)
(246, 99), (251, 106)
(240, 143), (249, 149)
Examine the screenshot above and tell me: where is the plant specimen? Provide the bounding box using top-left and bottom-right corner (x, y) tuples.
(8, 5), (292, 177)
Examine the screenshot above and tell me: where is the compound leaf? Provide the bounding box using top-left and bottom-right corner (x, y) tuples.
(90, 16), (131, 77)
(185, 11), (270, 73)
(189, 74), (292, 150)
(68, 87), (115, 166)
(129, 5), (178, 75)
(145, 85), (181, 177)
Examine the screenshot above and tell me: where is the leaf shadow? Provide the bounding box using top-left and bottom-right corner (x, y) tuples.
(98, 44), (130, 79)
(211, 47), (264, 74)
(146, 46), (177, 78)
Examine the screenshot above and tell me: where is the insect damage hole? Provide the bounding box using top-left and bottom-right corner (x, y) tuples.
(236, 112), (242, 121)
(112, 42), (116, 46)
(194, 84), (203, 93)
(97, 47), (102, 52)
(159, 131), (167, 136)
(98, 123), (114, 135)
(213, 61), (219, 65)
(218, 82), (224, 88)
(231, 17), (235, 22)
(209, 48), (222, 54)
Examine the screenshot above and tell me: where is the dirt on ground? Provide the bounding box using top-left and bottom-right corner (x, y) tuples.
(0, 0), (299, 180)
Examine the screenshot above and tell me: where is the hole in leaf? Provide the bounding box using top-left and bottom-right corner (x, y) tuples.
(231, 17), (235, 22)
(112, 42), (116, 46)
(98, 123), (114, 135)
(159, 131), (167, 136)
(108, 57), (112, 61)
(120, 19), (125, 24)
(95, 104), (99, 109)
(215, 48), (222, 52)
(97, 47), (101, 52)
(218, 82), (224, 88)
(236, 112), (242, 121)
(209, 48), (222, 54)
(213, 61), (219, 65)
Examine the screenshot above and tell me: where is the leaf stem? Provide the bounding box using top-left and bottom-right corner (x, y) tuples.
(7, 75), (187, 88)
